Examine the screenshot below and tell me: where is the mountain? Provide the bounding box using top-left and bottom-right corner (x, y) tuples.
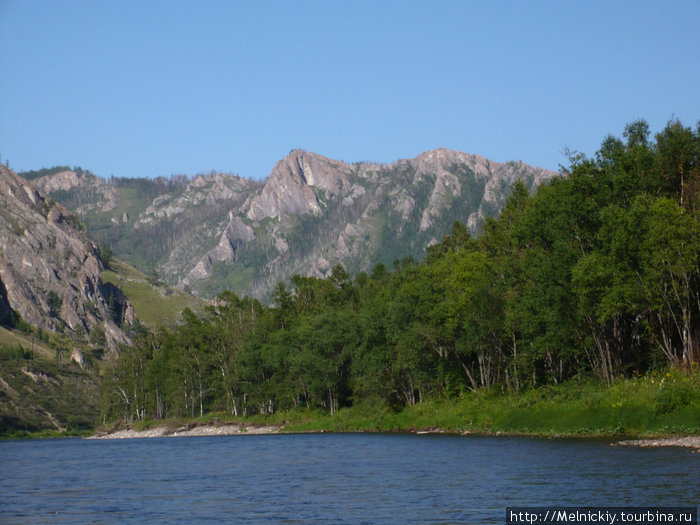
(32, 168), (263, 290)
(33, 149), (557, 299)
(0, 165), (133, 349)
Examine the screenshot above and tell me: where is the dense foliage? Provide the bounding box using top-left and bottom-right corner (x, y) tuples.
(102, 120), (700, 423)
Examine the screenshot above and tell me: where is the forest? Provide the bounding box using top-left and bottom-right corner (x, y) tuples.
(102, 120), (699, 424)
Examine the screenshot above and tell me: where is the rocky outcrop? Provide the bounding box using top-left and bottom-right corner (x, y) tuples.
(183, 216), (256, 284)
(246, 150), (350, 220)
(33, 169), (119, 215)
(133, 172), (261, 284)
(0, 165), (132, 350)
(41, 148), (557, 300)
(35, 170), (83, 192)
(392, 149), (554, 232)
(237, 148), (556, 294)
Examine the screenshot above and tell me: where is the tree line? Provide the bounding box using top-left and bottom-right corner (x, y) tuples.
(102, 119), (699, 423)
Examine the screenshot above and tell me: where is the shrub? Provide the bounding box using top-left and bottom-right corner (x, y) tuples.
(655, 371), (698, 414)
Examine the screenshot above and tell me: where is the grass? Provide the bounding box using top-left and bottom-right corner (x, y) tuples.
(102, 259), (206, 328)
(0, 429), (93, 440)
(98, 367), (700, 439)
(0, 326), (56, 361)
(0, 345), (101, 437)
(320, 368), (699, 437)
(86, 187), (153, 230)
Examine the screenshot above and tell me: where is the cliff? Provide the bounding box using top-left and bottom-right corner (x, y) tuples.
(0, 165), (133, 349)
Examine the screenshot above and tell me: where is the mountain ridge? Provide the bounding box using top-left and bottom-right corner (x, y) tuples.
(30, 149), (558, 300)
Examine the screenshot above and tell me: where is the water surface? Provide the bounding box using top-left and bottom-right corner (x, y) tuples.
(1, 434), (697, 523)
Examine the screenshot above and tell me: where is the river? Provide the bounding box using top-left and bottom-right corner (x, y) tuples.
(0, 434), (697, 523)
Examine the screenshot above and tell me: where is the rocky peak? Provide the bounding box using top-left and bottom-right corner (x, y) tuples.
(411, 148), (494, 177)
(288, 149), (351, 194)
(198, 148), (558, 297)
(245, 150), (337, 221)
(37, 148), (558, 301)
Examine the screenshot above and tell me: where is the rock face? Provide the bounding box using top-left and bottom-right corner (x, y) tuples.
(35, 169), (83, 192)
(31, 169), (118, 214)
(246, 150), (349, 220)
(184, 216), (256, 283)
(39, 149), (558, 300)
(0, 165), (133, 349)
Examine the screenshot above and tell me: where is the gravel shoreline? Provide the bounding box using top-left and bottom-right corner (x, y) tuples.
(88, 426), (700, 448)
(613, 436), (700, 451)
(87, 423), (280, 439)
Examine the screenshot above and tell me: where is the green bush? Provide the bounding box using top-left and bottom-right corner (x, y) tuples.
(0, 344), (34, 360)
(655, 370), (698, 414)
(46, 291), (62, 316)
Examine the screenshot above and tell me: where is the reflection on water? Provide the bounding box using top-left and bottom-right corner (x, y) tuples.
(0, 434), (697, 523)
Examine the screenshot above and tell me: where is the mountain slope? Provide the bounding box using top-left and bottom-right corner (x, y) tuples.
(101, 259), (206, 328)
(0, 165), (133, 349)
(35, 149), (557, 299)
(185, 149), (557, 298)
(0, 332), (101, 435)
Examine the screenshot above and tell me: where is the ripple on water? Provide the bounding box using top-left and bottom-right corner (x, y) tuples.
(0, 434), (697, 523)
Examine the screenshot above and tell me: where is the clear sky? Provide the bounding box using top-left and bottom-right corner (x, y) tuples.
(1, 0), (698, 180)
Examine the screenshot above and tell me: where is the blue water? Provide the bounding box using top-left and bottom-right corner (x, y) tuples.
(0, 434), (697, 523)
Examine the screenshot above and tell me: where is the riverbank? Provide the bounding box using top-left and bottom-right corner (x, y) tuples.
(88, 424), (700, 451)
(11, 368), (698, 442)
(88, 422), (279, 439)
(91, 368), (700, 443)
(614, 436), (700, 450)
(277, 370), (700, 438)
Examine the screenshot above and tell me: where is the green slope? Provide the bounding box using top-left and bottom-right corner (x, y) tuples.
(0, 326), (101, 436)
(0, 326), (55, 361)
(101, 259), (206, 328)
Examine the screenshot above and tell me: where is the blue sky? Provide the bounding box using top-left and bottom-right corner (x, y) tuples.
(1, 0), (698, 180)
